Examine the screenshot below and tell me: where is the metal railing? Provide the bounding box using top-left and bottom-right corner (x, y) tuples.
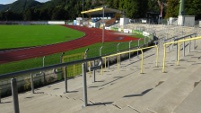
(0, 56), (103, 112)
(102, 45), (158, 74)
(162, 36), (201, 72)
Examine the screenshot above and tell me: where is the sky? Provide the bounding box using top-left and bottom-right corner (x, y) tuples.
(0, 0), (50, 5)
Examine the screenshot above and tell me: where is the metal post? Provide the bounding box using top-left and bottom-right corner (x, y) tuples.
(64, 66), (68, 93)
(129, 41), (132, 60)
(0, 88), (1, 103)
(193, 40), (196, 50)
(176, 43), (178, 61)
(93, 61), (96, 82)
(82, 63), (88, 107)
(137, 38), (141, 47)
(137, 47), (140, 59)
(156, 45), (159, 67)
(85, 48), (89, 69)
(140, 49), (144, 74)
(144, 36), (146, 45)
(99, 46), (103, 56)
(42, 72), (46, 85)
(162, 44), (167, 73)
(188, 40), (191, 53)
(43, 56), (46, 67)
(107, 57), (110, 69)
(183, 39), (185, 57)
(30, 74), (34, 94)
(60, 52), (65, 79)
(177, 43), (181, 66)
(117, 43), (120, 52)
(85, 48), (89, 59)
(11, 78), (20, 113)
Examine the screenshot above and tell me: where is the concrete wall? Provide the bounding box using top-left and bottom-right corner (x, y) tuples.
(184, 16), (195, 27)
(178, 15), (195, 26)
(120, 18), (129, 26)
(48, 21), (65, 25)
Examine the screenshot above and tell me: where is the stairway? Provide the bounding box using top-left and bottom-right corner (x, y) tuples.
(1, 25), (201, 113)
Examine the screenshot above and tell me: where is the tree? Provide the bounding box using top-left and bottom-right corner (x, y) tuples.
(185, 0), (201, 19)
(165, 0), (179, 18)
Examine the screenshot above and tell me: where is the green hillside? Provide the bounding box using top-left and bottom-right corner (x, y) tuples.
(0, 0), (201, 21)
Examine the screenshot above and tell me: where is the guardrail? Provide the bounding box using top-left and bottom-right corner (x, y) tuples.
(102, 45), (158, 74)
(0, 56), (103, 112)
(162, 36), (201, 72)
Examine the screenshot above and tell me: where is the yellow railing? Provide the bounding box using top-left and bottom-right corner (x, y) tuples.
(162, 36), (201, 72)
(102, 45), (159, 74)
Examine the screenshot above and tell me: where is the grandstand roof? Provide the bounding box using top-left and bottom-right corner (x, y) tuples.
(81, 7), (122, 15)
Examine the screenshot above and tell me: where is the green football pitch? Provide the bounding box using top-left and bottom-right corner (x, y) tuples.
(0, 25), (84, 49)
(0, 25), (145, 75)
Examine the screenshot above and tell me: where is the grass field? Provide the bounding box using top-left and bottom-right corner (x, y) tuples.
(0, 25), (84, 49)
(0, 25), (145, 76)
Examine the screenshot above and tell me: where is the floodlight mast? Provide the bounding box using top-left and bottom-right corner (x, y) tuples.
(179, 0), (185, 26)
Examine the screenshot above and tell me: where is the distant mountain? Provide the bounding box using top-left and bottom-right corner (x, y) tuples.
(0, 0), (43, 13)
(0, 4), (8, 11)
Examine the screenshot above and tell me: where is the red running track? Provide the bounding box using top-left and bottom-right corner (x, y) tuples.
(0, 25), (139, 64)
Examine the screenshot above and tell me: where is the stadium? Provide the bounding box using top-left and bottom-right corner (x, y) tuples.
(1, 1), (201, 113)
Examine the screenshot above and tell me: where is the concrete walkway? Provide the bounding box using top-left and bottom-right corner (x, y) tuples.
(1, 24), (201, 113)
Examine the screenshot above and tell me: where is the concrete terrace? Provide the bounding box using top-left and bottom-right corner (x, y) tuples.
(1, 24), (201, 113)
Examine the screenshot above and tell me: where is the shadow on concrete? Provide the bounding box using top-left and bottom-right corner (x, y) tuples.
(66, 91), (79, 93)
(0, 101), (12, 104)
(88, 101), (113, 106)
(123, 88), (153, 97)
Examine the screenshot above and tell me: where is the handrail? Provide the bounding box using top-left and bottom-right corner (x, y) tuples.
(102, 45), (158, 74)
(0, 56), (103, 79)
(162, 36), (201, 73)
(174, 33), (197, 41)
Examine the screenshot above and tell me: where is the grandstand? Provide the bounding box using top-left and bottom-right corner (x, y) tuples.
(1, 24), (201, 113)
(81, 7), (122, 28)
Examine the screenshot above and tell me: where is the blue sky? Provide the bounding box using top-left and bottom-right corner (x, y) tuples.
(0, 0), (50, 5)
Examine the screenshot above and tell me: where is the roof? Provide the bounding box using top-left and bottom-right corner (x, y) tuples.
(81, 7), (122, 15)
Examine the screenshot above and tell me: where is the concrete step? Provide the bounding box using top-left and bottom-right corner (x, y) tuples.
(173, 80), (201, 113)
(145, 67), (201, 113)
(78, 105), (140, 113)
(123, 65), (199, 113)
(0, 92), (83, 113)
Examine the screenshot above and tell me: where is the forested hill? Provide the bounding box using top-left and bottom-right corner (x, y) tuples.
(0, 0), (201, 21)
(0, 5), (7, 11)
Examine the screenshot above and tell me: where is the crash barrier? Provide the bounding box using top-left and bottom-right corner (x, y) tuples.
(102, 45), (158, 74)
(0, 56), (103, 112)
(162, 36), (201, 72)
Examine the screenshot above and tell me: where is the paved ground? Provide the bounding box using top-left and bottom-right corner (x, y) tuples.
(0, 24), (201, 113)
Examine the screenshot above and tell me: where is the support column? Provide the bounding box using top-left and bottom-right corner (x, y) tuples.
(93, 61), (96, 83)
(30, 74), (34, 94)
(0, 88), (1, 103)
(183, 41), (185, 57)
(82, 63), (88, 107)
(64, 66), (68, 93)
(11, 78), (20, 113)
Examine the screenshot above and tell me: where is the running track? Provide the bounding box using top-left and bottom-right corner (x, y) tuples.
(0, 25), (138, 64)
